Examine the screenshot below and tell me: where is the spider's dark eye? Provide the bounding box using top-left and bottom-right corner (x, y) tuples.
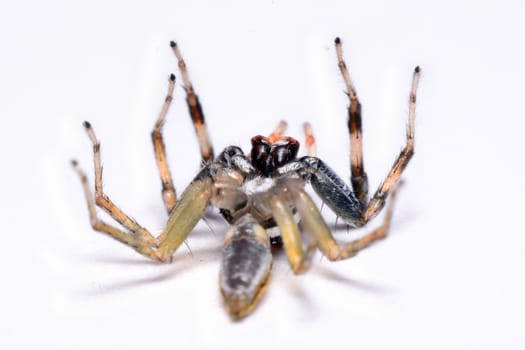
(272, 146), (293, 167)
(271, 138), (299, 168)
(251, 135), (271, 174)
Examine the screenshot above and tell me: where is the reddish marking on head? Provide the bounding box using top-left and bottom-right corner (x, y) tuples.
(267, 132), (281, 144)
(266, 133), (300, 146)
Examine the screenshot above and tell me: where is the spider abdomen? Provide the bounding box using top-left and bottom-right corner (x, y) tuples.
(220, 214), (272, 319)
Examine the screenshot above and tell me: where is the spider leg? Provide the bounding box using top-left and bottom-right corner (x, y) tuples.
(267, 120), (287, 143)
(280, 156), (364, 227)
(338, 181), (403, 258)
(151, 74), (177, 214)
(156, 166), (213, 261)
(303, 122), (317, 157)
(82, 122), (159, 247)
(159, 145), (255, 260)
(335, 37), (369, 206)
(289, 67), (420, 226)
(71, 160), (162, 261)
(364, 67), (420, 222)
(170, 41), (214, 164)
(291, 182), (403, 261)
(271, 192), (315, 273)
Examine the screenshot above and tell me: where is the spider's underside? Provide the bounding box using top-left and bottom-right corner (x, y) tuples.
(72, 38), (420, 320)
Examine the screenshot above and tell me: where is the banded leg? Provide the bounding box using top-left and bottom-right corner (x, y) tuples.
(267, 120), (287, 144)
(292, 183), (403, 261)
(303, 122), (317, 157)
(71, 160), (162, 261)
(83, 121), (158, 247)
(364, 67), (421, 222)
(170, 41), (214, 164)
(340, 181), (403, 257)
(151, 74), (177, 214)
(335, 37), (369, 206)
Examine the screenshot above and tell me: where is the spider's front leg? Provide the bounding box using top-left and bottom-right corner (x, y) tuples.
(276, 65), (420, 260)
(306, 63), (420, 226)
(292, 181), (403, 260)
(335, 38), (421, 218)
(265, 174), (400, 264)
(278, 158), (391, 259)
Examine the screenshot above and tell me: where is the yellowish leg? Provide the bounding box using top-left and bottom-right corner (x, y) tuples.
(157, 176), (213, 261)
(83, 122), (158, 247)
(75, 122), (215, 263)
(71, 160), (162, 261)
(151, 74), (177, 214)
(271, 195), (315, 274)
(292, 183), (403, 261)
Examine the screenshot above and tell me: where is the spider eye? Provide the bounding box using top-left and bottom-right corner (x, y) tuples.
(251, 135), (271, 174)
(272, 146), (292, 167)
(271, 138), (299, 168)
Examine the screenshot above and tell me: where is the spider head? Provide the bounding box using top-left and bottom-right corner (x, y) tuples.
(250, 135), (299, 176)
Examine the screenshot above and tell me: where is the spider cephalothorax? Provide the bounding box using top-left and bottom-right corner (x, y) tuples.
(72, 38), (420, 320)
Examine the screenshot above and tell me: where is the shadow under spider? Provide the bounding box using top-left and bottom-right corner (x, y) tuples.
(77, 213), (396, 300)
(312, 265), (393, 295)
(76, 244), (222, 297)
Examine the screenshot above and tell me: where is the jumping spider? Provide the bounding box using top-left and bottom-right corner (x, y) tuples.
(71, 38), (421, 320)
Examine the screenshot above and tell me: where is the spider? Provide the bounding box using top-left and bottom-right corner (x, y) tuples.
(71, 37), (421, 320)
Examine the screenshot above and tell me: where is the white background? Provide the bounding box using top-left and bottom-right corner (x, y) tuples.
(1, 0), (524, 348)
